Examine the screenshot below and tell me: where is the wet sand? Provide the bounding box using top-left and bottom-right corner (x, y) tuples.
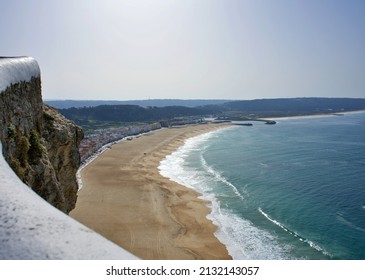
(70, 123), (232, 259)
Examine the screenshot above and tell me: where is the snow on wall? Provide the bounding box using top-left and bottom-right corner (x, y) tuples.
(0, 57), (138, 259)
(0, 140), (138, 259)
(0, 57), (40, 93)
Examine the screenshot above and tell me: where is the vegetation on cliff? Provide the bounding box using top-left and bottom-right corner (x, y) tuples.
(0, 76), (83, 213)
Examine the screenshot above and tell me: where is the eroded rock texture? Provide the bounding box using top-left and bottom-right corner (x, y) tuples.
(0, 65), (83, 213)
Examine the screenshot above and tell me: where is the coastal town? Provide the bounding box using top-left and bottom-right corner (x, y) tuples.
(79, 122), (161, 162)
(78, 114), (279, 163)
(78, 118), (204, 162)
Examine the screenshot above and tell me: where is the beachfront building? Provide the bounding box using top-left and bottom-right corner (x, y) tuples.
(79, 122), (162, 162)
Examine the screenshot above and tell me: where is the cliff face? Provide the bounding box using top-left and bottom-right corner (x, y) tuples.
(42, 105), (84, 212)
(0, 57), (83, 213)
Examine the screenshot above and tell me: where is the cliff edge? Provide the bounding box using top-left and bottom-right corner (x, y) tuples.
(0, 57), (83, 213)
(0, 56), (137, 259)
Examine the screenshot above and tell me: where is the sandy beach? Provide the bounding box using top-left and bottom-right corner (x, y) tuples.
(70, 123), (232, 260)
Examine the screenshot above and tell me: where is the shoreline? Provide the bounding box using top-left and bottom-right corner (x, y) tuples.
(70, 123), (232, 260)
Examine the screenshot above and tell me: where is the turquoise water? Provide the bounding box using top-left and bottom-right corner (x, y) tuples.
(159, 112), (365, 259)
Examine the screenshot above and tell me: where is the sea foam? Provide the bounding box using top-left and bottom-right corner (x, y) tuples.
(159, 127), (291, 259)
(258, 208), (331, 257)
(200, 154), (246, 201)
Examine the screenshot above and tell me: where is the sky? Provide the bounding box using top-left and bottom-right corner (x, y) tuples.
(1, 0), (365, 100)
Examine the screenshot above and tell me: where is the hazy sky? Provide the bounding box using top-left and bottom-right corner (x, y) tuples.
(1, 0), (365, 100)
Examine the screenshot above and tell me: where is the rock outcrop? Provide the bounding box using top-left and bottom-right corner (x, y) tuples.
(0, 57), (83, 213)
(42, 104), (83, 212)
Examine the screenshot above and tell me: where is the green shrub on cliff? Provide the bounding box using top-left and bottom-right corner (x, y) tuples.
(9, 156), (25, 179)
(7, 124), (16, 139)
(17, 135), (30, 167)
(28, 129), (43, 162)
(43, 111), (55, 130)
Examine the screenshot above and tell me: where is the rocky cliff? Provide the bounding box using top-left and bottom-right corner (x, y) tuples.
(0, 56), (137, 259)
(0, 57), (83, 213)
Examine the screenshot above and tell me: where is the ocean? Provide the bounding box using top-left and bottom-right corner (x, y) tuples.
(159, 112), (365, 260)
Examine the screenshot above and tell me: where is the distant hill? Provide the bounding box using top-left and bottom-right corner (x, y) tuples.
(59, 97), (365, 127)
(60, 105), (219, 125)
(217, 98), (365, 117)
(45, 99), (232, 109)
